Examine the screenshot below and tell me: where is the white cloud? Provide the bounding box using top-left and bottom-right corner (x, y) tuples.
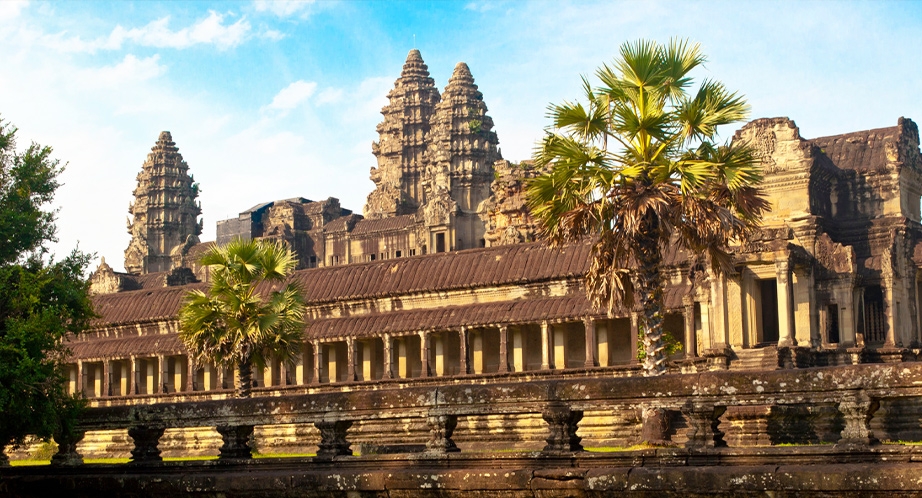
(464, 1), (495, 13)
(315, 87), (344, 105)
(30, 10), (251, 53)
(260, 28), (285, 41)
(0, 0), (28, 22)
(266, 80), (317, 111)
(78, 54), (167, 88)
(253, 0), (315, 18)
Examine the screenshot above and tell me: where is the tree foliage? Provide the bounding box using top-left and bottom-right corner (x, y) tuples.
(0, 116), (94, 452)
(527, 40), (768, 376)
(179, 238), (306, 398)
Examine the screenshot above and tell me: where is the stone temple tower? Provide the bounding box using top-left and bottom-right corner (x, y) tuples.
(422, 62), (501, 251)
(365, 49), (441, 219)
(124, 131), (202, 274)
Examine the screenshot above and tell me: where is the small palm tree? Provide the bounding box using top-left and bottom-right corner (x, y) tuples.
(528, 39), (768, 376)
(179, 238), (305, 397)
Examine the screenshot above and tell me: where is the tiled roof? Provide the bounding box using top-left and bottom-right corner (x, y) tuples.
(92, 284), (206, 326)
(69, 334), (184, 361)
(305, 295), (591, 339)
(289, 241), (593, 303)
(350, 214), (417, 235)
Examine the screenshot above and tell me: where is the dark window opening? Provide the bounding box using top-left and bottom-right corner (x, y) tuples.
(395, 250), (402, 258)
(863, 285), (886, 344)
(410, 249), (416, 256)
(370, 254), (376, 261)
(309, 256), (317, 268)
(422, 245), (427, 255)
(760, 278), (779, 344)
(827, 304), (840, 344)
(435, 233), (446, 253)
(479, 238), (486, 248)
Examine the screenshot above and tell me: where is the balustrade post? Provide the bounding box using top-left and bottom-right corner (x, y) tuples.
(314, 420), (353, 458)
(346, 337), (356, 382)
(419, 331), (430, 378)
(216, 425), (254, 459)
(459, 327), (469, 375)
(425, 414), (460, 455)
(50, 429), (86, 466)
(583, 318), (597, 368)
(383, 334), (394, 379)
(639, 406), (672, 446)
(682, 400), (726, 449)
(835, 392), (880, 449)
(498, 326), (510, 373)
(541, 402), (584, 454)
(127, 425), (165, 463)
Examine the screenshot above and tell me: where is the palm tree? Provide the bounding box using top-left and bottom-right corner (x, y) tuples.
(527, 39), (768, 376)
(179, 238), (305, 397)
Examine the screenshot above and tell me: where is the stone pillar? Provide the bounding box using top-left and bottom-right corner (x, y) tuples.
(884, 278), (898, 347)
(596, 323), (609, 367)
(186, 356), (195, 392)
(129, 356), (137, 395)
(630, 313), (640, 365)
(583, 318), (597, 368)
(553, 325), (566, 370)
(294, 352), (305, 385)
(76, 360), (84, 397)
(498, 326), (510, 373)
(128, 425), (165, 463)
(346, 337), (356, 382)
(119, 361), (129, 396)
(397, 337), (409, 378)
(158, 355), (169, 394)
(776, 259), (795, 347)
(202, 363), (213, 391)
(425, 414), (460, 455)
(459, 327), (469, 375)
(262, 359), (273, 388)
(684, 299), (697, 358)
(327, 344), (339, 383)
(540, 321), (551, 370)
(434, 334), (445, 377)
(419, 332), (430, 378)
(102, 360), (111, 397)
(147, 358), (156, 395)
(312, 340), (321, 384)
(174, 356), (185, 392)
(835, 392), (880, 449)
(512, 329), (525, 372)
(51, 430), (86, 467)
(362, 341), (376, 381)
(792, 267), (816, 347)
(541, 402), (584, 453)
(682, 400), (725, 449)
(315, 420), (353, 458)
(216, 365), (226, 390)
(472, 330), (484, 374)
(383, 334), (394, 379)
(216, 425), (254, 460)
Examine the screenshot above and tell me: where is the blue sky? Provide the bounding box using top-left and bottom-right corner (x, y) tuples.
(0, 0), (920, 271)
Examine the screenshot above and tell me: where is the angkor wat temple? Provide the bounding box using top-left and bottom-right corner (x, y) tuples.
(60, 49), (922, 458)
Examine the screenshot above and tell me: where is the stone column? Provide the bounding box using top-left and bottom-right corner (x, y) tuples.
(186, 356), (195, 392)
(216, 365), (226, 390)
(102, 360), (111, 397)
(397, 337), (408, 378)
(419, 331), (430, 378)
(583, 318), (597, 368)
(158, 355), (169, 394)
(512, 329), (525, 372)
(459, 327), (469, 375)
(128, 425), (166, 463)
(630, 313), (640, 365)
(362, 341), (376, 381)
(553, 325), (566, 370)
(216, 425), (254, 460)
(498, 325), (510, 373)
(776, 259), (795, 347)
(383, 334), (394, 379)
(540, 321), (551, 370)
(541, 402), (584, 454)
(346, 337), (356, 382)
(835, 392), (880, 450)
(129, 356), (137, 395)
(883, 278), (898, 347)
(76, 360), (84, 397)
(315, 420), (353, 458)
(596, 323), (609, 367)
(682, 400), (725, 449)
(424, 414), (460, 455)
(312, 340), (321, 384)
(684, 298), (697, 358)
(327, 344), (339, 383)
(472, 330), (484, 374)
(792, 267), (817, 347)
(146, 358), (156, 395)
(434, 334), (445, 377)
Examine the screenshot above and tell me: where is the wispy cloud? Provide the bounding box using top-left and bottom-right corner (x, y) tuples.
(32, 10), (251, 53)
(0, 0), (28, 21)
(78, 54), (167, 87)
(252, 0), (315, 18)
(265, 80), (318, 112)
(464, 2), (495, 13)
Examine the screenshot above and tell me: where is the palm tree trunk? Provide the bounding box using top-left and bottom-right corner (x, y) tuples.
(636, 230), (667, 376)
(235, 358), (252, 398)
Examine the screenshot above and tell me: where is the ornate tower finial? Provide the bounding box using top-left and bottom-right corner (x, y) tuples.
(365, 50), (441, 220)
(124, 131), (202, 274)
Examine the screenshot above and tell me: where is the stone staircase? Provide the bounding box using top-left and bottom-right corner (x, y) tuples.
(729, 346), (781, 371)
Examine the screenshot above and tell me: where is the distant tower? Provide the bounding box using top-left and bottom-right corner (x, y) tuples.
(124, 131), (202, 274)
(365, 49), (441, 219)
(422, 62), (501, 250)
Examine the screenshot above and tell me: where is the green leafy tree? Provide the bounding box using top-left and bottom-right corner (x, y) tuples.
(528, 40), (768, 376)
(0, 116), (94, 459)
(179, 238), (306, 398)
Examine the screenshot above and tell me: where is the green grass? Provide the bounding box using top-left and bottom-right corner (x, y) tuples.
(585, 444), (662, 452)
(883, 440), (922, 446)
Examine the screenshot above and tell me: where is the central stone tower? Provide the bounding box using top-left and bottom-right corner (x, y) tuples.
(124, 131), (202, 274)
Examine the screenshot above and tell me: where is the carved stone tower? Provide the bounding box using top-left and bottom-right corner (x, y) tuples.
(422, 62), (501, 250)
(124, 131), (202, 274)
(365, 49), (441, 219)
